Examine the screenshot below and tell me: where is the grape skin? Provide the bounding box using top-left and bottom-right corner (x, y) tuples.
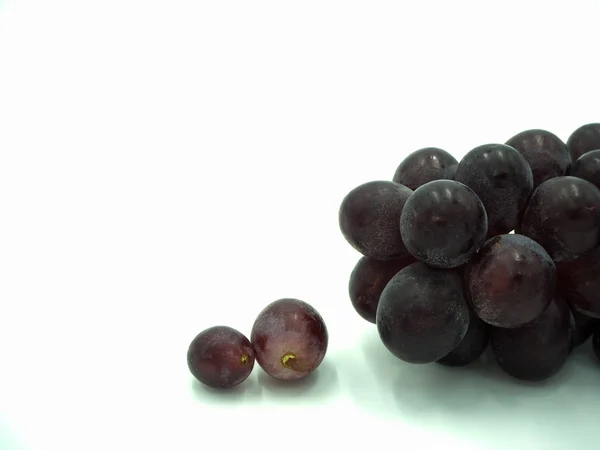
(571, 149), (600, 190)
(570, 306), (598, 347)
(392, 147), (458, 190)
(348, 254), (416, 324)
(505, 129), (571, 188)
(339, 180), (413, 260)
(490, 295), (572, 382)
(399, 179), (488, 269)
(454, 143), (533, 236)
(376, 262), (470, 364)
(187, 326), (255, 389)
(465, 234), (555, 328)
(556, 245), (600, 319)
(251, 298), (328, 381)
(520, 176), (600, 262)
(566, 122), (600, 163)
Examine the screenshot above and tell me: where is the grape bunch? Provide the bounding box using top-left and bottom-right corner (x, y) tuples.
(341, 122), (600, 382)
(187, 298), (328, 389)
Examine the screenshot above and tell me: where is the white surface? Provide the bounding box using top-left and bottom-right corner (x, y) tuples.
(1, 1), (600, 449)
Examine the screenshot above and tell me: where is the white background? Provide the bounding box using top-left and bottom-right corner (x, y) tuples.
(1, 1), (599, 449)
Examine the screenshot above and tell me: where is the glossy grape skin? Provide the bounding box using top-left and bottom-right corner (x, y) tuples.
(187, 326), (255, 389)
(490, 295), (572, 382)
(556, 246), (600, 318)
(376, 262), (470, 364)
(348, 254), (416, 324)
(571, 150), (600, 190)
(437, 308), (489, 367)
(339, 181), (413, 260)
(566, 123), (600, 163)
(454, 143), (533, 236)
(392, 147), (458, 190)
(520, 176), (600, 262)
(251, 299), (328, 381)
(505, 129), (571, 188)
(399, 179), (488, 268)
(465, 234), (555, 328)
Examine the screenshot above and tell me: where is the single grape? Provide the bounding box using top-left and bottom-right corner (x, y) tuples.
(187, 326), (255, 389)
(571, 150), (600, 190)
(520, 176), (600, 262)
(437, 307), (489, 367)
(348, 254), (416, 324)
(490, 295), (572, 382)
(505, 129), (571, 188)
(593, 329), (600, 363)
(465, 234), (555, 328)
(339, 180), (413, 260)
(251, 298), (328, 380)
(566, 122), (600, 162)
(556, 245), (600, 318)
(570, 306), (598, 347)
(392, 147), (458, 190)
(454, 143), (533, 236)
(376, 262), (470, 364)
(399, 179), (487, 268)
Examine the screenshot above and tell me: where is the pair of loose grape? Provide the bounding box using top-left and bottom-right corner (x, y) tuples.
(187, 298), (328, 389)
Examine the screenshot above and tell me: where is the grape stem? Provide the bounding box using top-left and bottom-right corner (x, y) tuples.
(281, 353), (296, 368)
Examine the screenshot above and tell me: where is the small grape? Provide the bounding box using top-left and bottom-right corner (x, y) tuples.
(570, 306), (598, 347)
(251, 298), (328, 380)
(505, 129), (571, 188)
(465, 234), (555, 328)
(490, 295), (572, 382)
(376, 262), (470, 364)
(392, 147), (458, 190)
(520, 176), (600, 262)
(566, 122), (600, 162)
(437, 307), (489, 367)
(400, 179), (488, 268)
(187, 326), (255, 389)
(348, 254), (416, 324)
(571, 149), (600, 190)
(556, 246), (600, 318)
(339, 180), (413, 260)
(454, 143), (533, 236)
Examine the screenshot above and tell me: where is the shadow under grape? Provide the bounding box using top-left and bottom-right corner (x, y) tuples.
(190, 375), (263, 404)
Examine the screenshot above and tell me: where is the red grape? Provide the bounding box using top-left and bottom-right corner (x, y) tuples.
(566, 122), (600, 162)
(392, 147), (458, 190)
(465, 234), (555, 328)
(556, 245), (600, 318)
(400, 179), (488, 268)
(348, 254), (416, 324)
(339, 180), (413, 260)
(520, 176), (600, 262)
(376, 262), (470, 364)
(437, 307), (489, 367)
(251, 298), (328, 380)
(187, 326), (255, 389)
(571, 149), (600, 190)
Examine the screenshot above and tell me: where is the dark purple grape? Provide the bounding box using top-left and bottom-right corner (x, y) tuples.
(520, 176), (600, 262)
(465, 234), (555, 328)
(251, 298), (328, 380)
(454, 144), (533, 236)
(437, 307), (489, 367)
(392, 147), (458, 190)
(566, 122), (600, 163)
(187, 326), (255, 389)
(570, 306), (598, 347)
(571, 149), (600, 190)
(376, 262), (470, 364)
(556, 246), (600, 318)
(490, 295), (572, 382)
(339, 181), (413, 260)
(399, 179), (487, 268)
(348, 254), (416, 324)
(593, 329), (600, 363)
(505, 129), (571, 188)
